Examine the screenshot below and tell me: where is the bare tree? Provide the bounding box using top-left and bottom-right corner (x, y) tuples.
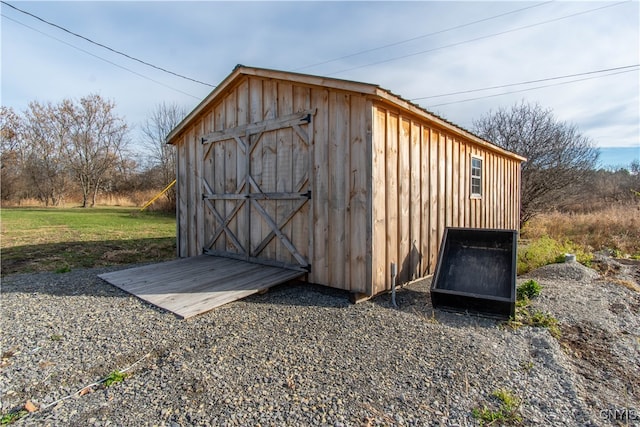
(473, 101), (598, 225)
(65, 94), (129, 207)
(141, 102), (186, 207)
(20, 101), (73, 206)
(0, 106), (24, 201)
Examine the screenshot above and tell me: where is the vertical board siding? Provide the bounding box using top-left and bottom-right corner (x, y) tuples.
(292, 85), (312, 279)
(328, 92), (348, 288)
(371, 108), (387, 294)
(452, 138), (460, 228)
(409, 122), (422, 281)
(261, 80), (278, 260)
(398, 118), (411, 284)
(276, 82), (294, 264)
(385, 112), (399, 292)
(213, 103), (226, 252)
(236, 79), (249, 256)
(174, 76), (521, 297)
(349, 95), (369, 294)
(187, 122), (199, 256)
(248, 78), (264, 260)
(370, 104), (521, 293)
(437, 132), (446, 243)
(311, 87), (329, 285)
(195, 119), (205, 255)
(428, 130), (438, 274)
(224, 91), (238, 254)
(177, 132), (188, 257)
(420, 127), (430, 276)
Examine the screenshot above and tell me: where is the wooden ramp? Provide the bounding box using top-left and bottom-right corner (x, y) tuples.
(98, 256), (305, 319)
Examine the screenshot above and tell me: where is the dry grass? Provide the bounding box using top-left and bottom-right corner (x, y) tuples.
(1, 190), (167, 210)
(522, 204), (640, 257)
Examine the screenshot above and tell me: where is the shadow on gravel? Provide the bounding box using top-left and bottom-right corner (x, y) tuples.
(242, 281), (355, 309)
(1, 237), (176, 277)
(368, 278), (503, 329)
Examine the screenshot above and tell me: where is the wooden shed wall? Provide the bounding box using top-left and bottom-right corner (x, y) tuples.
(173, 75), (373, 294)
(370, 103), (521, 295)
(173, 71), (522, 298)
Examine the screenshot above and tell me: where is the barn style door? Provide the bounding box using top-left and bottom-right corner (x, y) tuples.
(200, 109), (315, 272)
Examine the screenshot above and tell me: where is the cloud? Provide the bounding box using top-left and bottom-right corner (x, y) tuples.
(2, 1), (638, 149)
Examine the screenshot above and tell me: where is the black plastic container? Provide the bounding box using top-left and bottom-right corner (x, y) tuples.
(430, 227), (517, 319)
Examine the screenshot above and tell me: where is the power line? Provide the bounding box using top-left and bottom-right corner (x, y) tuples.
(1, 0), (215, 88)
(425, 69), (638, 108)
(294, 1), (553, 72)
(327, 1), (629, 76)
(1, 14), (202, 100)
(411, 65), (640, 101)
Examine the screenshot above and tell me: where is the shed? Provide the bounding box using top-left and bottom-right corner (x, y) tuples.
(166, 65), (525, 300)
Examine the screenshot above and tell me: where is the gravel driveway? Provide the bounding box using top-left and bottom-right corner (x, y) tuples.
(1, 259), (639, 426)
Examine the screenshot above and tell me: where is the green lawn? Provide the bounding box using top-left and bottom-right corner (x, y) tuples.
(1, 207), (177, 275)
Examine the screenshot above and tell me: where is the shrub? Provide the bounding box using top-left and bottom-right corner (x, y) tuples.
(517, 279), (541, 301)
(472, 388), (522, 425)
(517, 235), (592, 275)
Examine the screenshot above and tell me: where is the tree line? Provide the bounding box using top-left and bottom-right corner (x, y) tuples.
(473, 101), (639, 224)
(1, 95), (184, 209)
(1, 96), (638, 222)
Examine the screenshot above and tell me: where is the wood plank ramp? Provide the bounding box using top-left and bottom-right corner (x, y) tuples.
(98, 255), (305, 319)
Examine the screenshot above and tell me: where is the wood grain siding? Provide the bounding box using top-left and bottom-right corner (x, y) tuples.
(386, 112), (399, 291)
(314, 88), (371, 292)
(428, 129), (438, 274)
(409, 121), (421, 281)
(173, 74), (374, 290)
(419, 126), (430, 277)
(370, 103), (521, 293)
(349, 95), (370, 294)
(371, 108), (387, 295)
(171, 67), (522, 297)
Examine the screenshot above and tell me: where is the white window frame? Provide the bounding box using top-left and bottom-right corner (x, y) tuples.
(470, 155), (483, 198)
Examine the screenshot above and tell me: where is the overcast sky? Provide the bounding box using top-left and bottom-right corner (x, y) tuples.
(2, 1), (639, 157)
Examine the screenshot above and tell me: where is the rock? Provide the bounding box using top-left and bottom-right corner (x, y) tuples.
(24, 400), (38, 412)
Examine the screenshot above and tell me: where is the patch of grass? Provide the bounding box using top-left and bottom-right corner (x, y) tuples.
(517, 279), (541, 301)
(508, 308), (561, 338)
(527, 310), (561, 338)
(517, 235), (592, 275)
(54, 265), (71, 274)
(508, 281), (561, 338)
(103, 370), (127, 387)
(0, 207), (176, 275)
(0, 409), (27, 425)
(472, 389), (522, 425)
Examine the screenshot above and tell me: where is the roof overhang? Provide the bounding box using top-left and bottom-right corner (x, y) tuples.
(166, 65), (526, 163)
(166, 65), (379, 145)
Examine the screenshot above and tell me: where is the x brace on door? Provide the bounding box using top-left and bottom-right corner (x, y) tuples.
(200, 109), (315, 272)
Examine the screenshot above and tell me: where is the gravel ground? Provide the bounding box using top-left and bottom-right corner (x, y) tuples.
(1, 258), (639, 426)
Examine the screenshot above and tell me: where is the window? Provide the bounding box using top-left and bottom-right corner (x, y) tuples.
(471, 156), (482, 197)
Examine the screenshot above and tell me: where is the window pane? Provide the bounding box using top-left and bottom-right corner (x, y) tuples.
(471, 157), (482, 196)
